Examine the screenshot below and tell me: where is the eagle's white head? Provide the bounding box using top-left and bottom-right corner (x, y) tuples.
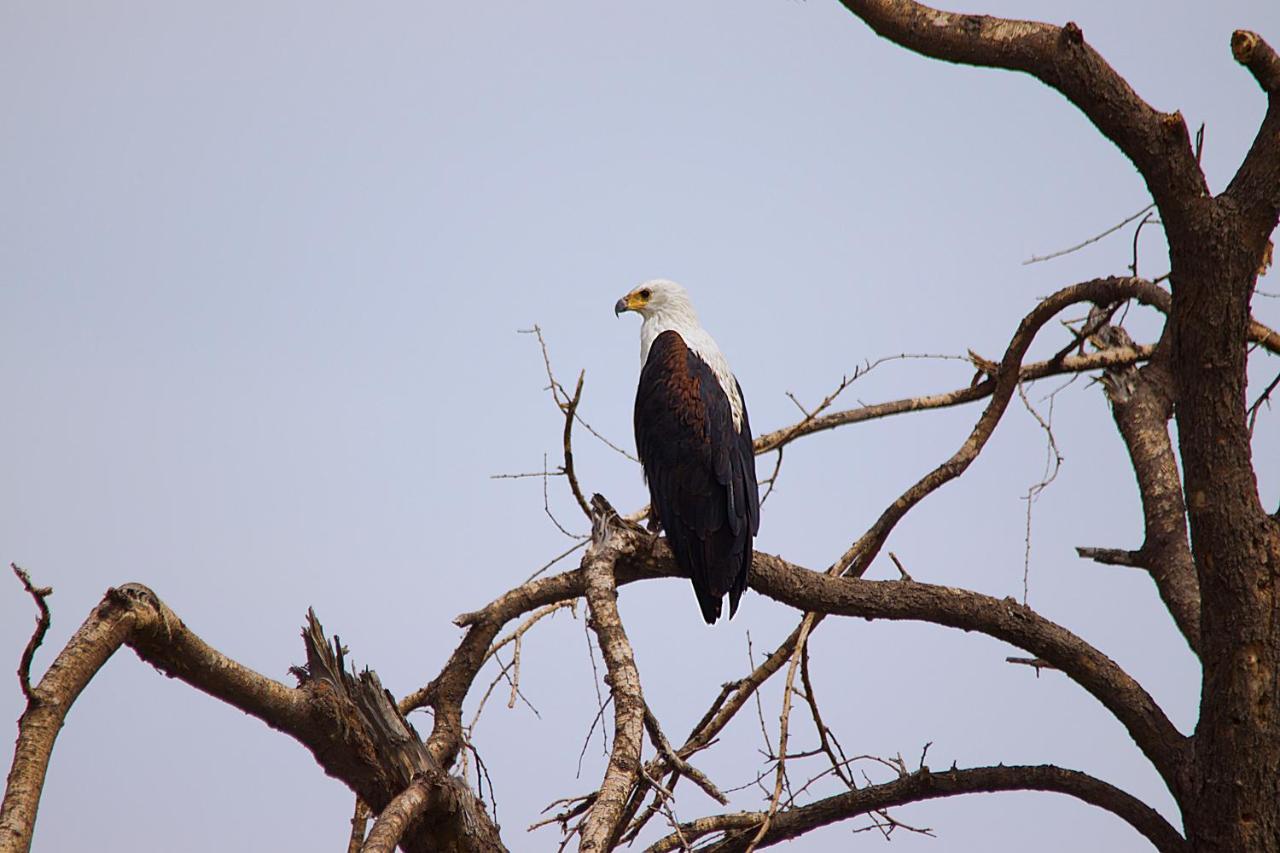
(614, 278), (743, 429)
(613, 278), (698, 326)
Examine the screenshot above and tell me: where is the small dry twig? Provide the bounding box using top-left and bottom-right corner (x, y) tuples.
(888, 552), (913, 582)
(12, 563), (53, 702)
(1246, 367), (1280, 437)
(1023, 202), (1156, 265)
(1007, 656), (1060, 676)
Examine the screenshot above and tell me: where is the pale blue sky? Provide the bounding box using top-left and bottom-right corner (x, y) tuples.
(3, 2), (1278, 850)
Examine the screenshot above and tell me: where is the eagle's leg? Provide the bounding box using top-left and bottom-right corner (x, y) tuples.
(645, 506), (663, 553)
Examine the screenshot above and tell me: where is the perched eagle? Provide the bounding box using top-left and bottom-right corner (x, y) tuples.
(615, 280), (760, 623)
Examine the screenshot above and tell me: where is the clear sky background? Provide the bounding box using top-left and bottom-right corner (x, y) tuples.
(3, 2), (1278, 851)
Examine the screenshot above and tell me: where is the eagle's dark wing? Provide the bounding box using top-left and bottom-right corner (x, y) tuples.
(634, 330), (759, 623)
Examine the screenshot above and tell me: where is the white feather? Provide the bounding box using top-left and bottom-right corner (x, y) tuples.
(632, 279), (744, 431)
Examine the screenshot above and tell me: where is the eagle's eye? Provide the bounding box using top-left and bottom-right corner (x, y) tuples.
(639, 288), (651, 300)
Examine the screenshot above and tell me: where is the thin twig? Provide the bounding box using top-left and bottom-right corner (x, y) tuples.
(1024, 203), (1156, 265)
(798, 641), (854, 792)
(644, 705), (729, 805)
(745, 613), (817, 852)
(12, 563), (52, 702)
(541, 453), (587, 540)
(583, 612), (610, 757)
(1247, 367), (1280, 437)
(1017, 381), (1065, 605)
(1007, 656), (1059, 675)
(490, 470), (566, 480)
(758, 449), (785, 506)
(523, 540), (589, 585)
(561, 370), (592, 518)
(888, 552), (913, 582)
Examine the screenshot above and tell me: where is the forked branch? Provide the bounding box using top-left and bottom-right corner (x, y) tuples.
(834, 277), (1168, 576)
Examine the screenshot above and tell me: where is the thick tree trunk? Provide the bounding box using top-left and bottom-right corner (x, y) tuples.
(1167, 203), (1280, 852)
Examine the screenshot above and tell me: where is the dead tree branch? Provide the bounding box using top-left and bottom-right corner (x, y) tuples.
(1227, 31), (1280, 229)
(1023, 203), (1156, 265)
(648, 765), (1188, 853)
(347, 799), (371, 853)
(579, 496), (647, 852)
(1088, 323), (1201, 653)
(562, 370), (591, 519)
(10, 566), (51, 703)
(359, 776), (433, 853)
(643, 706), (727, 805)
(0, 585), (504, 853)
(744, 552), (1189, 794)
(834, 277), (1168, 576)
(442, 520), (1187, 801)
(753, 344), (1154, 454)
(836, 0), (1207, 216)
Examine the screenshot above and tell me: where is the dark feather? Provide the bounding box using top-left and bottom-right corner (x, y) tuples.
(634, 330), (759, 623)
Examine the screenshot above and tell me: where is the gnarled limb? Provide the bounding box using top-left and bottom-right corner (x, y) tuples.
(579, 497), (646, 851)
(836, 0), (1206, 216)
(0, 584), (504, 853)
(648, 765), (1188, 853)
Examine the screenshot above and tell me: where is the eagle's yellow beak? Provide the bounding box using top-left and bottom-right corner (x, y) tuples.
(614, 294), (636, 316)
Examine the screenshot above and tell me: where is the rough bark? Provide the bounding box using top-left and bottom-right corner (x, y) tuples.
(579, 498), (647, 852)
(1088, 327), (1201, 654)
(1170, 201), (1280, 852)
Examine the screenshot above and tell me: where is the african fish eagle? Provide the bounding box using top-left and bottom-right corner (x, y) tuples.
(615, 280), (760, 623)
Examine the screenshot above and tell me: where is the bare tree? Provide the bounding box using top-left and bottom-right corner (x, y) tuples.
(3, 3), (1279, 852)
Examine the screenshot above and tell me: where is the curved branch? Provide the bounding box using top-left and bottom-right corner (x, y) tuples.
(1, 586), (144, 853)
(10, 565), (52, 703)
(648, 765), (1188, 853)
(360, 777), (432, 853)
(563, 370), (591, 519)
(746, 553), (1189, 794)
(834, 277), (1167, 575)
(836, 0), (1206, 216)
